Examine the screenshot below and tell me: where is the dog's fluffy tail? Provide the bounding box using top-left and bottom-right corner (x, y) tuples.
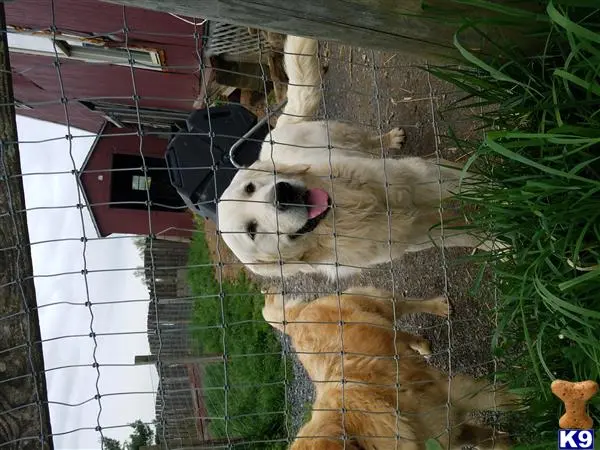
(277, 35), (322, 126)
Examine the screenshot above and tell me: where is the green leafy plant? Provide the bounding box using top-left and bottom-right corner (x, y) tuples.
(425, 438), (445, 450)
(426, 1), (600, 446)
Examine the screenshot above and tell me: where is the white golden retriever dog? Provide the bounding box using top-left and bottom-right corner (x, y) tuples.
(217, 36), (497, 280)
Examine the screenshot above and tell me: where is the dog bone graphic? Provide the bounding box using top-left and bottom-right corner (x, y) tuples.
(551, 379), (599, 429)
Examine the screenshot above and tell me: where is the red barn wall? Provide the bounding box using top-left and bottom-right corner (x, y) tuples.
(80, 123), (194, 238)
(6, 0), (203, 132)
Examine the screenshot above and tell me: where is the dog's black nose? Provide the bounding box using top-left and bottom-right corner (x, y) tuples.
(274, 182), (300, 211)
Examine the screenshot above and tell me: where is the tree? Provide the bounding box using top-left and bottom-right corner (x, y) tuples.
(100, 437), (122, 450)
(125, 420), (154, 450)
(133, 236), (147, 257)
(133, 236), (148, 281)
(99, 420), (155, 450)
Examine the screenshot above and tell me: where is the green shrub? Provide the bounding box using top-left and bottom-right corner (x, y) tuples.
(427, 1), (600, 446)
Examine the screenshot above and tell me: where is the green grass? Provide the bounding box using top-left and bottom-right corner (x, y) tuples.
(187, 228), (290, 449)
(426, 1), (600, 447)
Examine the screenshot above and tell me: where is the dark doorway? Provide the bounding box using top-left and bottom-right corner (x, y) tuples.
(110, 153), (185, 212)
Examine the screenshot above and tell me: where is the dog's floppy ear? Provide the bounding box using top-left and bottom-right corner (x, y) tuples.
(248, 160), (310, 175)
(273, 163), (311, 175)
(261, 292), (285, 332)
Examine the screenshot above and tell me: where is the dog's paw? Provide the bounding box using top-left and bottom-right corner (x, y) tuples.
(261, 285), (281, 295)
(386, 127), (406, 150)
(411, 339), (432, 358)
(430, 295), (451, 317)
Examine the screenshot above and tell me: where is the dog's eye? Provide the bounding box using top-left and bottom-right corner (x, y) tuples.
(244, 183), (255, 195)
(246, 221), (257, 241)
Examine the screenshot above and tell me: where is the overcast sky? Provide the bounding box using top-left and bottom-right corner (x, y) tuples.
(17, 115), (159, 449)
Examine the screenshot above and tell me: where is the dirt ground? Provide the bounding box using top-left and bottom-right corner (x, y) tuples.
(205, 41), (502, 438)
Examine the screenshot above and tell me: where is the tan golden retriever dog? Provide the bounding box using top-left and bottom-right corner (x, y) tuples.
(262, 287), (519, 449)
(217, 35), (500, 280)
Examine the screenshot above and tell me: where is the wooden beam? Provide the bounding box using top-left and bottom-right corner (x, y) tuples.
(100, 0), (544, 60)
(0, 4), (54, 448)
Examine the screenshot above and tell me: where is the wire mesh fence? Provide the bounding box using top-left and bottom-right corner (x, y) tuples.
(0, 0), (509, 449)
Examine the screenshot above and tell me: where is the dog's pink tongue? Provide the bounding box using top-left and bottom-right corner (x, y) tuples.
(306, 188), (329, 219)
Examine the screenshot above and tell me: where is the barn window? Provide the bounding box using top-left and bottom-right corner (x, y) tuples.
(7, 31), (163, 71)
(110, 154), (185, 212)
(132, 175), (151, 191)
